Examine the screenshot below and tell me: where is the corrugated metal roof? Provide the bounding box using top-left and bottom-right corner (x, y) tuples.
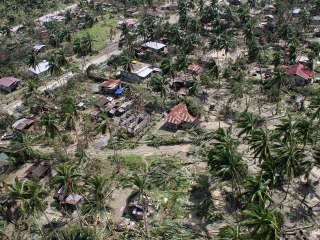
(137, 67), (153, 78)
(30, 60), (49, 75)
(142, 41), (166, 50)
(165, 102), (197, 125)
(0, 77), (20, 87)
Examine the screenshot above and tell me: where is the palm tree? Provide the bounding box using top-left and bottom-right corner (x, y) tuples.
(271, 68), (287, 114)
(247, 40), (264, 84)
(148, 74), (169, 104)
(82, 176), (111, 228)
(208, 128), (247, 197)
(124, 173), (149, 239)
(206, 59), (219, 86)
(160, 59), (175, 80)
(217, 225), (248, 240)
(240, 205), (283, 240)
(271, 51), (281, 67)
(243, 176), (272, 205)
(236, 112), (264, 137)
(308, 95), (320, 146)
(121, 54), (133, 73)
(41, 112), (60, 139)
(275, 142), (307, 182)
(25, 182), (61, 240)
(220, 33), (234, 59)
(295, 117), (315, 150)
(26, 51), (39, 69)
(53, 164), (82, 197)
(48, 55), (62, 76)
(274, 116), (295, 143)
(248, 128), (274, 164)
(287, 44), (297, 63)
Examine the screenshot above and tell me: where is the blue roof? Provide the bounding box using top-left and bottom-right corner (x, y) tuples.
(115, 87), (125, 95)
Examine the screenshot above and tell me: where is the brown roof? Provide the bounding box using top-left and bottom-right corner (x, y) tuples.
(94, 96), (110, 108)
(172, 77), (186, 83)
(25, 162), (51, 178)
(188, 64), (203, 73)
(0, 77), (20, 87)
(99, 79), (120, 89)
(166, 102), (197, 125)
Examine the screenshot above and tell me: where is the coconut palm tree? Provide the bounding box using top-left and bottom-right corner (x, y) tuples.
(26, 51), (39, 69)
(247, 40), (264, 84)
(148, 74), (169, 104)
(243, 176), (272, 205)
(123, 173), (149, 239)
(48, 55), (62, 76)
(240, 205), (283, 240)
(220, 33), (234, 59)
(121, 54), (133, 73)
(41, 112), (60, 139)
(248, 128), (274, 164)
(25, 182), (61, 240)
(308, 95), (320, 146)
(53, 164), (82, 197)
(236, 112), (264, 137)
(274, 116), (295, 144)
(270, 68), (287, 114)
(275, 142), (307, 182)
(82, 176), (111, 228)
(208, 128), (247, 197)
(271, 51), (281, 67)
(160, 59), (175, 80)
(295, 117), (315, 150)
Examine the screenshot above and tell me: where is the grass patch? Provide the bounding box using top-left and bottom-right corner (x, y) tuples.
(73, 18), (117, 52)
(120, 154), (145, 172)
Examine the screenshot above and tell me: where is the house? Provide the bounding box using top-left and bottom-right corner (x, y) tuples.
(165, 102), (198, 129)
(117, 18), (138, 28)
(147, 10), (161, 18)
(292, 8), (301, 17)
(171, 77), (186, 90)
(94, 96), (113, 108)
(188, 64), (203, 75)
(29, 60), (50, 76)
(94, 1), (112, 7)
(127, 193), (151, 221)
(160, 3), (178, 11)
(33, 44), (46, 52)
(12, 118), (35, 131)
(286, 63), (315, 86)
(0, 153), (10, 175)
(23, 162), (52, 181)
(141, 41), (166, 52)
(99, 79), (120, 94)
(64, 194), (83, 206)
(0, 77), (21, 93)
(120, 62), (154, 83)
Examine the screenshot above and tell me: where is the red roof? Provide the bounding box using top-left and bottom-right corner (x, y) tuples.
(166, 102), (197, 125)
(0, 77), (20, 87)
(286, 63), (315, 80)
(100, 79), (120, 88)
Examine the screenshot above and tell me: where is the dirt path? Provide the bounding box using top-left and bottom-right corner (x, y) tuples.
(89, 144), (192, 158)
(109, 188), (133, 222)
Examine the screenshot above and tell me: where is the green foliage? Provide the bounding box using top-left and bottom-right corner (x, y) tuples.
(49, 225), (97, 240)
